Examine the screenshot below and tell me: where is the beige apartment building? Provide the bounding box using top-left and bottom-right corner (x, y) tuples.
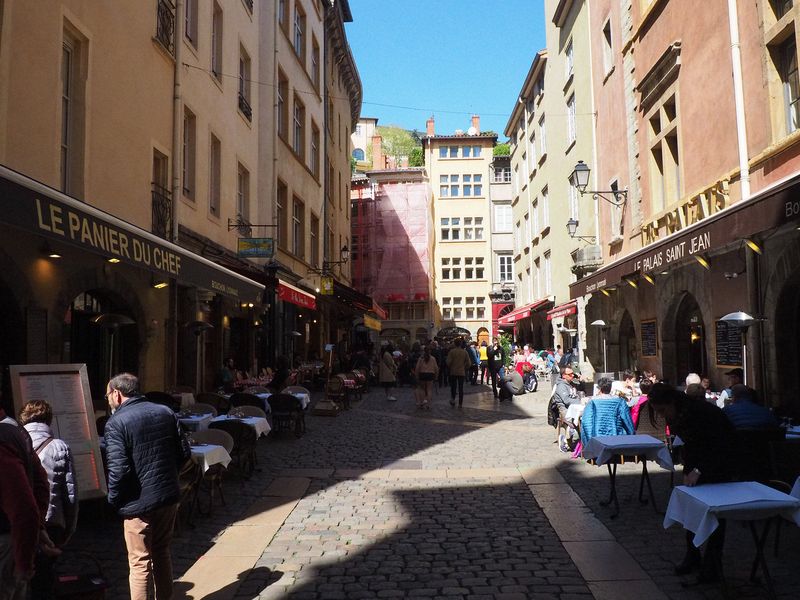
(572, 0), (800, 414)
(424, 116), (497, 342)
(503, 0), (599, 358)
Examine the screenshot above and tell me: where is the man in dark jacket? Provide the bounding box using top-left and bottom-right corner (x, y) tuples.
(486, 337), (506, 398)
(105, 373), (190, 600)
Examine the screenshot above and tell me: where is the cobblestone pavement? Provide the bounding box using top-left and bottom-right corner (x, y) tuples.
(63, 381), (800, 599)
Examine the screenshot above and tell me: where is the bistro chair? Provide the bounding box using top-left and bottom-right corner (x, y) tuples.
(176, 457), (202, 530)
(208, 419), (258, 479)
(229, 391), (263, 409)
(187, 402), (218, 417)
(190, 429), (234, 514)
(732, 427), (785, 483)
(634, 401), (678, 487)
(196, 392), (230, 414)
(325, 377), (349, 410)
(229, 405), (267, 419)
(282, 385), (311, 410)
(767, 438), (800, 556)
(145, 390), (181, 412)
(267, 393), (306, 437)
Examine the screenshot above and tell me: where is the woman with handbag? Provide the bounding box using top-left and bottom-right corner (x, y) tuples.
(414, 346), (439, 409)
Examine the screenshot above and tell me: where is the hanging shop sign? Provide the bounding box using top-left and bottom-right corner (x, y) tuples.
(320, 276), (334, 295)
(277, 279), (316, 310)
(237, 237), (274, 258)
(363, 315), (382, 331)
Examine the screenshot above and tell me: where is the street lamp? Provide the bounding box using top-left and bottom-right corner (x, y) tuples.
(720, 311), (759, 385)
(590, 319), (608, 374)
(322, 244), (349, 272)
(566, 217), (596, 243)
(568, 161), (628, 245)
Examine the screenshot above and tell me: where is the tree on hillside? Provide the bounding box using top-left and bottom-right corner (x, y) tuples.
(377, 125), (418, 164)
(409, 147), (424, 167)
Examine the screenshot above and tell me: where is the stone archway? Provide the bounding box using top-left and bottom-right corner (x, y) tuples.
(617, 310), (637, 373)
(661, 291), (707, 386)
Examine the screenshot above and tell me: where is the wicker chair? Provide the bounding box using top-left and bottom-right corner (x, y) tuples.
(144, 391), (181, 412)
(325, 377), (348, 410)
(281, 385), (311, 410)
(190, 429), (234, 513)
(195, 392), (230, 414)
(229, 392), (264, 409)
(176, 457), (202, 530)
(187, 403), (218, 417)
(208, 419), (258, 479)
(267, 393), (306, 437)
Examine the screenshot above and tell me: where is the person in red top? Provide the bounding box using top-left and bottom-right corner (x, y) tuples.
(0, 406), (60, 600)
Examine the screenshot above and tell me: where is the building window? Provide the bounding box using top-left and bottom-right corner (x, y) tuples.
(211, 3), (222, 81)
(514, 221), (522, 255)
(770, 0), (794, 19)
(602, 19), (613, 75)
(292, 197), (305, 258)
(532, 199), (539, 235)
(494, 204), (512, 232)
(182, 107), (196, 199)
(442, 257), (450, 280)
(780, 38), (800, 134)
(311, 122), (320, 176)
(499, 255), (513, 282)
(542, 186), (550, 229)
(544, 251), (552, 295)
(185, 0), (198, 47)
(237, 163), (249, 221)
(277, 180), (287, 249)
(278, 0), (288, 33)
(493, 166), (511, 183)
(439, 147), (448, 158)
(238, 46), (252, 121)
(311, 35), (320, 88)
(463, 174), (472, 196)
(567, 94), (576, 144)
(440, 217), (461, 241)
(293, 3), (306, 62)
(277, 70), (288, 140)
(565, 38), (574, 80)
(539, 115), (547, 157)
(61, 33), (85, 196)
(352, 148), (365, 161)
(450, 174), (459, 197)
(569, 182), (579, 220)
(472, 145), (482, 157)
(209, 134), (221, 217)
(463, 257), (485, 279)
(648, 93), (681, 211)
(464, 217), (484, 240)
(449, 146), (458, 158)
(473, 174), (483, 196)
(310, 214), (319, 267)
(293, 96), (305, 158)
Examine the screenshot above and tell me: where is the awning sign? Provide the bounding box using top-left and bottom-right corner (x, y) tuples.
(547, 301), (577, 320)
(237, 237), (274, 258)
(320, 276), (334, 295)
(277, 280), (316, 310)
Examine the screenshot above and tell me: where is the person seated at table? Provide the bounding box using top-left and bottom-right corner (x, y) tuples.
(269, 356), (290, 393)
(611, 370), (639, 406)
(216, 358), (236, 392)
(684, 383), (707, 403)
(685, 372), (701, 388)
(629, 378), (652, 429)
(722, 384), (778, 429)
(647, 383), (735, 583)
(552, 366), (581, 451)
(579, 378), (634, 449)
(716, 367), (743, 408)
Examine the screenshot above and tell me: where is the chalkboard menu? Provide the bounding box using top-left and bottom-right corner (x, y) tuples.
(640, 320), (657, 357)
(715, 321), (743, 367)
(10, 364), (107, 500)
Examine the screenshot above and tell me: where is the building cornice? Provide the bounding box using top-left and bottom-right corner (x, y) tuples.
(552, 0), (575, 27)
(326, 1), (362, 127)
(504, 50), (547, 136)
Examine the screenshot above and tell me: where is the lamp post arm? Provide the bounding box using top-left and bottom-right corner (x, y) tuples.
(585, 190), (627, 207)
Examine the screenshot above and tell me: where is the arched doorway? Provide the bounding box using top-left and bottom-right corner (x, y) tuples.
(65, 290), (139, 407)
(675, 293), (707, 380)
(618, 311), (637, 372)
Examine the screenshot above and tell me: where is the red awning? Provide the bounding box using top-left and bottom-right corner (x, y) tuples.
(547, 300), (577, 321)
(497, 298), (550, 325)
(372, 301), (388, 320)
(277, 279), (316, 310)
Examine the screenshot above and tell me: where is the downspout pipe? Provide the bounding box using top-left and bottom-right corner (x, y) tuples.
(728, 0), (750, 200)
(171, 0), (184, 242)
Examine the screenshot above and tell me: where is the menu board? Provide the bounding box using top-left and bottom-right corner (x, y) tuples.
(640, 320), (657, 357)
(715, 321), (743, 367)
(10, 364), (107, 500)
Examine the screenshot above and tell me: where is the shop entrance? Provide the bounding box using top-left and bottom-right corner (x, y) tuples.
(675, 293), (706, 381)
(0, 281), (24, 413)
(618, 310), (637, 372)
(774, 271), (800, 417)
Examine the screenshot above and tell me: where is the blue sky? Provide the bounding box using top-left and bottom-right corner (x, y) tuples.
(345, 0), (547, 139)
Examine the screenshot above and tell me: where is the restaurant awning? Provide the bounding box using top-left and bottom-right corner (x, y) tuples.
(278, 279), (316, 310)
(497, 298), (551, 325)
(569, 172), (800, 300)
(0, 164), (264, 304)
(547, 300), (577, 321)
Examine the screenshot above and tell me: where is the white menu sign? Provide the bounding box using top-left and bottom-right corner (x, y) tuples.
(10, 364), (107, 500)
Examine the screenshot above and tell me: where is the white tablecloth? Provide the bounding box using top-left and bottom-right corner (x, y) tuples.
(791, 476), (800, 499)
(190, 443), (232, 472)
(178, 414), (214, 431)
(211, 415), (271, 437)
(582, 434), (673, 470)
(565, 402), (586, 424)
(786, 425), (800, 438)
(664, 482), (800, 547)
(257, 391), (311, 410)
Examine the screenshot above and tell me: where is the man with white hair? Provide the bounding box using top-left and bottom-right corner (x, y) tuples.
(685, 373), (702, 387)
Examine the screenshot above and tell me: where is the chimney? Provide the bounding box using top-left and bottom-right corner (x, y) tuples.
(426, 116), (435, 136)
(471, 114), (480, 133)
(371, 135), (384, 169)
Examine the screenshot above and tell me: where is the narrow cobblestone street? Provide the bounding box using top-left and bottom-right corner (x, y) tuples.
(66, 383), (800, 599)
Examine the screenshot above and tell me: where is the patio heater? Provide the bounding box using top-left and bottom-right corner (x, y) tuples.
(187, 320), (214, 392)
(720, 311), (758, 385)
(92, 313), (136, 384)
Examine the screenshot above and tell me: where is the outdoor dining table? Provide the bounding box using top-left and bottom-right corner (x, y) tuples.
(178, 413), (215, 432)
(664, 481), (800, 598)
(210, 414), (271, 437)
(172, 392), (195, 409)
(582, 434), (673, 518)
(565, 402), (586, 425)
(190, 443), (232, 472)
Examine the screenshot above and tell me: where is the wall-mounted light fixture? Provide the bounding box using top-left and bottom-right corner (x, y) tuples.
(40, 242), (61, 259)
(566, 218), (596, 243)
(308, 244), (349, 276)
(642, 273), (655, 285)
(107, 257), (121, 264)
(151, 277), (168, 289)
(744, 238), (762, 254)
(568, 161), (628, 206)
(624, 277), (638, 289)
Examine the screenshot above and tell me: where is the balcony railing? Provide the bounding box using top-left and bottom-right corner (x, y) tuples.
(151, 183), (173, 239)
(238, 93), (252, 121)
(155, 0), (176, 56)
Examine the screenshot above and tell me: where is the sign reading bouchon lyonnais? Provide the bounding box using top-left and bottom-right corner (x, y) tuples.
(237, 237), (274, 258)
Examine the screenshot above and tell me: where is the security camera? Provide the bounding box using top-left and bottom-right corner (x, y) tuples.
(724, 272), (739, 280)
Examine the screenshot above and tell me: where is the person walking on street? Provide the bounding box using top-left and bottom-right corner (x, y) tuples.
(378, 344), (398, 401)
(414, 346), (439, 409)
(466, 341), (480, 385)
(478, 341), (489, 384)
(104, 372), (190, 600)
(487, 337), (507, 398)
(446, 339), (471, 407)
(19, 400), (79, 599)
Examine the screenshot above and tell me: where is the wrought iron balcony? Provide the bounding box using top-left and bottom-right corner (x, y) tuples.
(155, 0), (176, 56)
(151, 183), (173, 239)
(238, 93), (252, 121)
